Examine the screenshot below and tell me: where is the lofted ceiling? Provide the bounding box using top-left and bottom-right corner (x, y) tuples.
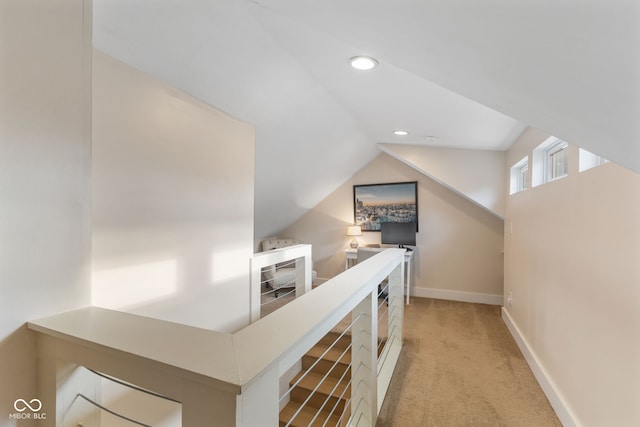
(93, 0), (639, 238)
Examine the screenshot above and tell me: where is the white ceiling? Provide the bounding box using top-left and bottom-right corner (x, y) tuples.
(93, 0), (639, 237)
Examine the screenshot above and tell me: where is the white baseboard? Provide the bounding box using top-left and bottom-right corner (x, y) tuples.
(412, 287), (503, 305)
(501, 308), (579, 427)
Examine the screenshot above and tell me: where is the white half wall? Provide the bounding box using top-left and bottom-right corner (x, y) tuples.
(92, 50), (255, 333)
(379, 143), (507, 218)
(0, 0), (92, 423)
(504, 127), (640, 426)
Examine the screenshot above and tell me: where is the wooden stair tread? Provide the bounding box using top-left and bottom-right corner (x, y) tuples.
(318, 331), (352, 349)
(279, 400), (344, 427)
(279, 330), (390, 426)
(291, 370), (350, 399)
(305, 343), (351, 364)
(302, 355), (350, 380)
(305, 338), (387, 362)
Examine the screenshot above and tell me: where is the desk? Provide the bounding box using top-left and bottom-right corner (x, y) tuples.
(344, 248), (415, 305)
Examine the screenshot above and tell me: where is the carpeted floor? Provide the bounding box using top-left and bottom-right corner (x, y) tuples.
(376, 298), (562, 427)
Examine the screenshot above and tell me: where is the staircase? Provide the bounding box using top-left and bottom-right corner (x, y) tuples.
(279, 331), (387, 427)
(279, 331), (352, 426)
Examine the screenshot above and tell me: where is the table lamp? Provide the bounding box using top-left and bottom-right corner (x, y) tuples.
(347, 225), (362, 249)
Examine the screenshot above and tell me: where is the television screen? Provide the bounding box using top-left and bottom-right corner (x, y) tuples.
(380, 221), (417, 247)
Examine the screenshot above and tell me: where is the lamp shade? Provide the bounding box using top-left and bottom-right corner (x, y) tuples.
(347, 225), (362, 236)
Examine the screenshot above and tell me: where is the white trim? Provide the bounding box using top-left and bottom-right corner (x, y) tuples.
(501, 308), (580, 427)
(412, 287), (503, 305)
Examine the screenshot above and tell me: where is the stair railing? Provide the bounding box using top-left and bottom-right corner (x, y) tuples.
(250, 243), (313, 321)
(27, 248), (405, 427)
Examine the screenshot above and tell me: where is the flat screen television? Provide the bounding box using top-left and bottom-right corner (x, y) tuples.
(380, 221), (417, 249)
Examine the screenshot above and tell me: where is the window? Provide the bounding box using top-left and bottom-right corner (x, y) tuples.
(532, 137), (569, 187)
(579, 148), (608, 172)
(509, 156), (529, 194)
(545, 139), (568, 182)
(518, 162), (529, 191)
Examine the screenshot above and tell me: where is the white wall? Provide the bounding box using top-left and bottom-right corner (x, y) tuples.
(283, 153), (504, 303)
(92, 50), (255, 333)
(379, 143), (507, 218)
(504, 127), (640, 426)
(0, 0), (92, 424)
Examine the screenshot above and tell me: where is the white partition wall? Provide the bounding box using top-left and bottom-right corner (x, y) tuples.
(504, 127), (640, 426)
(92, 51), (255, 333)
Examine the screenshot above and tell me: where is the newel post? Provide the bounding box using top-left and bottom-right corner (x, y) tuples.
(350, 288), (378, 426)
(387, 261), (404, 340)
(235, 363), (280, 426)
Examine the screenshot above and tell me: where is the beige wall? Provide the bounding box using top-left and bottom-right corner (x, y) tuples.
(0, 0), (92, 424)
(380, 144), (507, 218)
(92, 51), (255, 333)
(283, 153), (504, 301)
(504, 128), (640, 426)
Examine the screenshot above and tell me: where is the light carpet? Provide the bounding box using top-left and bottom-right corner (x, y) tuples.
(376, 298), (561, 427)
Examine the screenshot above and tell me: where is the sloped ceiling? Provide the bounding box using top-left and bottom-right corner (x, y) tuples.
(379, 144), (508, 219)
(93, 0), (638, 238)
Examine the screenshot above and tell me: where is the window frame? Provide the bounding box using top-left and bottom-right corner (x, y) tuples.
(509, 156), (529, 195)
(517, 161), (529, 191)
(544, 139), (568, 182)
(579, 148), (608, 172)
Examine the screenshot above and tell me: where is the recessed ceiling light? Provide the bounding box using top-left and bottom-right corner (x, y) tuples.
(393, 130), (409, 136)
(350, 56), (378, 71)
(425, 136), (439, 142)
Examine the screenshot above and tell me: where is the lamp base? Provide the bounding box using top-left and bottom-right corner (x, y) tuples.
(350, 239), (359, 249)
